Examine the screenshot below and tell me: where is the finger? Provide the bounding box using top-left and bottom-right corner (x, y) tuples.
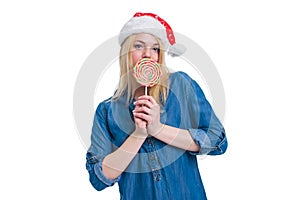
(134, 106), (150, 115)
(133, 112), (147, 123)
(134, 116), (147, 123)
(133, 112), (152, 124)
(134, 100), (152, 108)
(138, 95), (157, 105)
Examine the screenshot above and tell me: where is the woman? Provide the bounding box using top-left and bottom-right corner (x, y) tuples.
(86, 12), (228, 200)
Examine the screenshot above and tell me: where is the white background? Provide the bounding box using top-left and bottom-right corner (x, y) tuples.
(1, 0), (299, 199)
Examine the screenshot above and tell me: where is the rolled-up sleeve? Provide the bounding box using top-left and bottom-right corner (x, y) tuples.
(86, 153), (120, 191)
(85, 102), (121, 191)
(188, 125), (227, 155)
(180, 72), (228, 156)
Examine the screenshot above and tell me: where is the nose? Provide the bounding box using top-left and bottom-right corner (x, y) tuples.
(142, 47), (151, 58)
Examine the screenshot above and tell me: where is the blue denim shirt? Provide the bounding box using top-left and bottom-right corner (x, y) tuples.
(86, 71), (228, 200)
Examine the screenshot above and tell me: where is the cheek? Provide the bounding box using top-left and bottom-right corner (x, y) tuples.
(131, 51), (142, 65)
(131, 50), (160, 64)
(152, 53), (159, 62)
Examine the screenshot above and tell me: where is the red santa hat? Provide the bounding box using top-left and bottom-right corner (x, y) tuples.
(118, 12), (186, 57)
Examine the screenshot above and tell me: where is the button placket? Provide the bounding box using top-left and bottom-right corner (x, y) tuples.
(146, 138), (162, 182)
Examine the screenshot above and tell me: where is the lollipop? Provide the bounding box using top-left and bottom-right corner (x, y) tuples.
(133, 58), (162, 95)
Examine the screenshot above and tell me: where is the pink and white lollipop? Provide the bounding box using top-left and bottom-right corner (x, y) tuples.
(133, 58), (162, 95)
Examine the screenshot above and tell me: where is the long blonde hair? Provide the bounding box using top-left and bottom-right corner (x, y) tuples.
(112, 34), (169, 105)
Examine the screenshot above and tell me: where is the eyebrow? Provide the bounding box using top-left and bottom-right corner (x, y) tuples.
(134, 40), (159, 46)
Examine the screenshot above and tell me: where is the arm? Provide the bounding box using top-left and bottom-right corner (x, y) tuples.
(133, 72), (227, 155)
(86, 102), (147, 191)
(186, 74), (228, 155)
(151, 124), (200, 152)
(102, 127), (147, 180)
(102, 100), (149, 179)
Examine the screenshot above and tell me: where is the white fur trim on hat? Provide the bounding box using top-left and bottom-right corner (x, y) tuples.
(118, 13), (186, 56)
(168, 43), (187, 57)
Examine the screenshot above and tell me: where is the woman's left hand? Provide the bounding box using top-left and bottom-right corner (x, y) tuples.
(133, 95), (163, 136)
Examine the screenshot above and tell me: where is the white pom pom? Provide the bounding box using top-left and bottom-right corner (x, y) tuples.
(168, 43), (186, 57)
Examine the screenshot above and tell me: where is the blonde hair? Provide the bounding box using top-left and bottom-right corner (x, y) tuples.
(112, 34), (169, 105)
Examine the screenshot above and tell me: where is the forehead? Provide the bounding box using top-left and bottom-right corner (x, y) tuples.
(134, 33), (159, 45)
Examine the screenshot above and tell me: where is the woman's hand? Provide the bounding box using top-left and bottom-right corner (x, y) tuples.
(133, 95), (163, 136)
(132, 103), (148, 138)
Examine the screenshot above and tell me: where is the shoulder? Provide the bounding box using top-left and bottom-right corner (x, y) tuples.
(94, 95), (128, 117)
(168, 71), (205, 98)
(169, 71), (192, 81)
(168, 71), (195, 88)
(95, 97), (112, 117)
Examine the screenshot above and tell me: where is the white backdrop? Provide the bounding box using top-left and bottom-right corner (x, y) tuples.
(1, 0), (299, 199)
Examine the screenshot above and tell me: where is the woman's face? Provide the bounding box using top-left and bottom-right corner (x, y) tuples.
(130, 33), (160, 65)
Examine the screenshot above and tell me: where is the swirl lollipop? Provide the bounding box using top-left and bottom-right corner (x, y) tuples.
(133, 58), (162, 95)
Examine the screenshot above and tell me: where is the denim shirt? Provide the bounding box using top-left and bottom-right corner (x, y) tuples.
(86, 71), (228, 200)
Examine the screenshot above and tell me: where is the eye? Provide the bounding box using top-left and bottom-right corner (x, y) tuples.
(152, 47), (160, 52)
(134, 44), (144, 50)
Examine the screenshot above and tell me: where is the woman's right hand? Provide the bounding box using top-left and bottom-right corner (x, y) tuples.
(132, 105), (148, 138)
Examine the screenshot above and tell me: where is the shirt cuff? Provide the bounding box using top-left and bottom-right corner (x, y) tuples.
(94, 160), (121, 186)
(188, 128), (214, 155)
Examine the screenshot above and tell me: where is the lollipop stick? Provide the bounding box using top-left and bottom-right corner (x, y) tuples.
(145, 86), (147, 96)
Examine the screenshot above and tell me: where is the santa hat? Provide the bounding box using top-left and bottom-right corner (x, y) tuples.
(118, 12), (186, 57)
